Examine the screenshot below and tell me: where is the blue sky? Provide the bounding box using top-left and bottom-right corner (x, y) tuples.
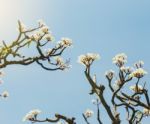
(0, 0), (150, 123)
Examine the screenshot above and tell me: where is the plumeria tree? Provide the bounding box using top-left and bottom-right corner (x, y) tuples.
(0, 20), (75, 124)
(78, 53), (150, 124)
(0, 20), (72, 70)
(23, 53), (150, 124)
(1, 20), (150, 124)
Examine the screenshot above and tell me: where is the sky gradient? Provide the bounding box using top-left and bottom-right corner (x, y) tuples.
(0, 0), (150, 123)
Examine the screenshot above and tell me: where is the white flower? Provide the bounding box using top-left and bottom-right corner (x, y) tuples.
(84, 109), (94, 118)
(127, 100), (134, 105)
(23, 113), (34, 122)
(45, 48), (52, 55)
(45, 33), (54, 41)
(41, 26), (49, 34)
(112, 53), (127, 67)
(115, 79), (123, 87)
(19, 21), (26, 32)
(29, 109), (41, 115)
(31, 33), (41, 41)
(54, 57), (64, 65)
(1, 91), (9, 98)
(93, 74), (97, 83)
(78, 53), (100, 66)
(113, 83), (119, 90)
(54, 57), (70, 70)
(129, 68), (147, 78)
(130, 85), (143, 93)
(23, 109), (41, 122)
(58, 38), (72, 47)
(143, 108), (150, 116)
(105, 70), (115, 80)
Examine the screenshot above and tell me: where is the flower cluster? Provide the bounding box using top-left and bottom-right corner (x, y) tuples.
(143, 108), (150, 116)
(129, 68), (147, 78)
(78, 53), (100, 66)
(105, 70), (115, 80)
(41, 26), (49, 34)
(112, 53), (127, 67)
(30, 30), (53, 42)
(30, 33), (41, 41)
(23, 109), (41, 122)
(54, 57), (70, 70)
(58, 38), (73, 47)
(19, 20), (54, 42)
(45, 33), (53, 41)
(130, 85), (143, 93)
(84, 109), (94, 118)
(115, 79), (123, 87)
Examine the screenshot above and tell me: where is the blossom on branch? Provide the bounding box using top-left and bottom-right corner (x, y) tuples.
(41, 26), (49, 34)
(58, 38), (73, 47)
(129, 68), (147, 78)
(19, 21), (26, 32)
(114, 79), (123, 87)
(1, 91), (9, 98)
(130, 85), (143, 93)
(143, 108), (150, 116)
(93, 74), (97, 83)
(78, 53), (100, 66)
(23, 109), (41, 122)
(0, 20), (73, 71)
(81, 52), (149, 124)
(84, 109), (94, 118)
(105, 70), (115, 80)
(45, 33), (54, 41)
(30, 33), (41, 41)
(45, 48), (52, 55)
(112, 53), (127, 67)
(54, 56), (70, 70)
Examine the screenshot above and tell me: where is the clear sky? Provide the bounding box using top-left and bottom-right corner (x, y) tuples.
(0, 0), (150, 124)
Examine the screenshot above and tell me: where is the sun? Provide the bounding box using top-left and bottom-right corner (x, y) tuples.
(0, 0), (22, 40)
(0, 0), (19, 19)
